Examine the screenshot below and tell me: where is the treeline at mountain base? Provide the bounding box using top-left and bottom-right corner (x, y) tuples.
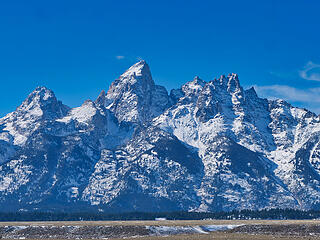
(0, 209), (320, 221)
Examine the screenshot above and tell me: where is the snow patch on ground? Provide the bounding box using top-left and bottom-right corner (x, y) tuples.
(147, 224), (242, 236)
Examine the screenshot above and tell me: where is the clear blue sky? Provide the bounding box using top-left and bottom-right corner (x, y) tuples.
(1, 0), (320, 116)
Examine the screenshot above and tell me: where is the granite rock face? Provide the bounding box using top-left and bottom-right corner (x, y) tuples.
(1, 61), (320, 212)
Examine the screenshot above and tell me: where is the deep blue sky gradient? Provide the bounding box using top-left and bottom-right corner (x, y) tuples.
(1, 0), (320, 116)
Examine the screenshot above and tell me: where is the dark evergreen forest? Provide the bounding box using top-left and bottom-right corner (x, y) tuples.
(0, 209), (319, 221)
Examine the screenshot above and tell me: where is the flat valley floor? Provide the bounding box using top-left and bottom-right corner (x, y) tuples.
(1, 220), (320, 239)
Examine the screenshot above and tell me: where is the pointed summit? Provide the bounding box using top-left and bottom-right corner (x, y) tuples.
(105, 61), (169, 123)
(210, 73), (243, 95)
(20, 86), (54, 106)
(217, 74), (228, 85)
(112, 60), (153, 88)
(95, 90), (106, 107)
(227, 73), (241, 93)
(0, 86), (69, 145)
(170, 76), (206, 104)
(192, 76), (206, 86)
(181, 76), (206, 96)
(107, 60), (154, 100)
(245, 86), (258, 98)
(17, 86), (69, 119)
(120, 60), (150, 78)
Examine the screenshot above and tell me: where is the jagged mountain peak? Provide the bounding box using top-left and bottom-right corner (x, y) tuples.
(104, 61), (170, 123)
(169, 73), (244, 107)
(179, 76), (206, 99)
(121, 60), (149, 77)
(0, 86), (69, 146)
(217, 74), (228, 85)
(227, 72), (239, 79)
(169, 76), (207, 105)
(20, 86), (56, 108)
(13, 86), (69, 119)
(106, 60), (154, 100)
(245, 86), (257, 95)
(227, 73), (241, 92)
(183, 76), (206, 90)
(187, 76), (206, 87)
(111, 60), (153, 87)
(3, 62), (320, 212)
(212, 73), (241, 90)
(244, 86), (259, 100)
(95, 90), (106, 107)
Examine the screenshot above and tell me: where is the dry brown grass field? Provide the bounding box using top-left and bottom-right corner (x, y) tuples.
(0, 220), (320, 240)
(112, 232), (320, 240)
(0, 219), (319, 226)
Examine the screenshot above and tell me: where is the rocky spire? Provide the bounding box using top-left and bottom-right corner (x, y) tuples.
(16, 86), (69, 120)
(181, 76), (206, 95)
(105, 60), (169, 123)
(245, 86), (258, 98)
(106, 60), (154, 101)
(95, 90), (106, 107)
(170, 76), (206, 104)
(227, 73), (241, 93)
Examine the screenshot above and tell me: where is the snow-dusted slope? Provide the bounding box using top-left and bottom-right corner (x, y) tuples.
(0, 87), (69, 146)
(102, 61), (171, 123)
(1, 61), (320, 212)
(155, 73), (320, 210)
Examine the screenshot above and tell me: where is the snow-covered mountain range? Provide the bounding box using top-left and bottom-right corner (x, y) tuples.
(1, 60), (320, 212)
